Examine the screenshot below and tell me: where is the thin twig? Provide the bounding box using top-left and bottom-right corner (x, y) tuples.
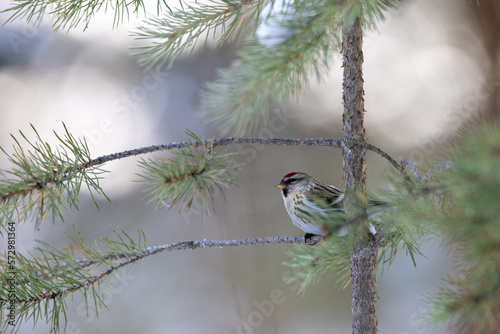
(367, 144), (411, 183)
(400, 159), (421, 182)
(94, 235), (316, 265)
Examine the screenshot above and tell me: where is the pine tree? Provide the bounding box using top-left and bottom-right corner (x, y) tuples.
(1, 1), (499, 333)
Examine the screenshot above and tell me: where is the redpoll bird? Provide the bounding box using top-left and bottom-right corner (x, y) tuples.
(276, 172), (376, 244)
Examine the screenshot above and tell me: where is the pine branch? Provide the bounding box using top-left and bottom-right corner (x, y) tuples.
(0, 0), (156, 31)
(201, 6), (339, 135)
(201, 0), (404, 135)
(0, 124), (108, 228)
(367, 143), (411, 184)
(83, 137), (339, 167)
(137, 131), (240, 215)
(20, 235), (318, 282)
(0, 125), (411, 228)
(133, 0), (262, 69)
(423, 122), (500, 333)
(0, 224), (314, 333)
(140, 235), (315, 252)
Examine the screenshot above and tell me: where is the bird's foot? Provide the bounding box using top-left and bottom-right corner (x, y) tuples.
(304, 233), (321, 245)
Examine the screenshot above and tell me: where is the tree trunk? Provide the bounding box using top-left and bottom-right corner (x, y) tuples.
(341, 17), (379, 334)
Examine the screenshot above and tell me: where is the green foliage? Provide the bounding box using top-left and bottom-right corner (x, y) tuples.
(134, 0), (263, 69)
(0, 225), (147, 333)
(373, 178), (437, 269)
(201, 1), (337, 135)
(201, 33), (336, 135)
(133, 0), (403, 134)
(0, 126), (242, 332)
(0, 124), (108, 229)
(201, 0), (403, 135)
(137, 131), (240, 215)
(2, 0), (405, 135)
(284, 235), (351, 294)
(424, 122), (500, 333)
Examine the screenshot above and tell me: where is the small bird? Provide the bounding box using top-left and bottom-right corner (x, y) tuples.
(276, 172), (376, 244)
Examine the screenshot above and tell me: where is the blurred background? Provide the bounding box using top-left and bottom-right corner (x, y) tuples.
(0, 0), (499, 333)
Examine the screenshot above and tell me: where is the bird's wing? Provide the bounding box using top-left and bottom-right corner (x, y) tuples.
(301, 184), (345, 232)
(310, 184), (344, 210)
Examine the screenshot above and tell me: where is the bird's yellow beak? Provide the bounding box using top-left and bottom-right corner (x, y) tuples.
(276, 183), (285, 189)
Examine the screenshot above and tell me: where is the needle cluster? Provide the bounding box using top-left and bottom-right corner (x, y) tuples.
(0, 124), (108, 229)
(424, 123), (500, 333)
(137, 131), (240, 215)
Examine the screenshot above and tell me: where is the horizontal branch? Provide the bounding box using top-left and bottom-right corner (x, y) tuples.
(83, 137), (341, 168)
(144, 235), (315, 252)
(367, 143), (411, 183)
(82, 137), (411, 182)
(86, 235), (316, 266)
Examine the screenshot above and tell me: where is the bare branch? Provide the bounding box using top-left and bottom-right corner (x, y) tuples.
(400, 159), (422, 182)
(147, 235), (313, 250)
(82, 137), (341, 168)
(79, 235), (317, 270)
(367, 144), (412, 185)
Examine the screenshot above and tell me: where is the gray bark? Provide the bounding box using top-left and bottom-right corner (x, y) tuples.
(341, 17), (379, 334)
